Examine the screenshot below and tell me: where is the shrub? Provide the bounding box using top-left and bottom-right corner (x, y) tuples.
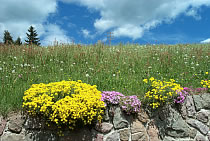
(101, 91), (141, 114)
(143, 77), (183, 109)
(22, 80), (105, 129)
(200, 79), (210, 92)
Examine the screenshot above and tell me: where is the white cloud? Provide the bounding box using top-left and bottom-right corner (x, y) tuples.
(200, 38), (210, 43)
(62, 0), (210, 40)
(81, 29), (95, 39)
(0, 0), (58, 45)
(41, 24), (72, 46)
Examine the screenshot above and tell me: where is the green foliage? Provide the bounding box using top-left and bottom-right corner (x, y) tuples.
(15, 37), (22, 45)
(22, 80), (105, 130)
(0, 43), (209, 115)
(3, 30), (13, 44)
(25, 26), (40, 46)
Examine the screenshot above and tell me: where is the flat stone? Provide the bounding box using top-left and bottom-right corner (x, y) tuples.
(0, 119), (7, 136)
(196, 109), (209, 123)
(185, 96), (196, 117)
(1, 132), (25, 141)
(179, 101), (187, 119)
(59, 127), (92, 141)
(103, 108), (110, 121)
(24, 116), (45, 129)
(94, 134), (103, 141)
(131, 119), (146, 134)
(195, 133), (208, 141)
(113, 107), (128, 129)
(25, 130), (58, 141)
(137, 109), (150, 123)
(162, 136), (175, 141)
(119, 128), (130, 141)
(167, 117), (191, 137)
(193, 93), (210, 111)
(8, 112), (25, 133)
(131, 119), (148, 141)
(95, 122), (113, 133)
(189, 128), (197, 138)
(106, 131), (120, 141)
(131, 132), (149, 141)
(187, 119), (208, 135)
(147, 123), (160, 141)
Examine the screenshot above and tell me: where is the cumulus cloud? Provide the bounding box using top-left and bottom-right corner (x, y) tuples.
(62, 0), (210, 40)
(200, 38), (210, 43)
(0, 0), (59, 45)
(81, 29), (95, 39)
(41, 24), (72, 46)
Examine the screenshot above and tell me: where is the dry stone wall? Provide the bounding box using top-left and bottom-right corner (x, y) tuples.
(0, 93), (210, 141)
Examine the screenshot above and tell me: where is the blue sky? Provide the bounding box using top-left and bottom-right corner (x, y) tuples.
(1, 0), (210, 46)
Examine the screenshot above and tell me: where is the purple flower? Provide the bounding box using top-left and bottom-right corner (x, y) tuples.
(101, 91), (141, 114)
(174, 90), (188, 104)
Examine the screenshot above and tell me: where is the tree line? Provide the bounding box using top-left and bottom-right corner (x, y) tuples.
(1, 26), (41, 46)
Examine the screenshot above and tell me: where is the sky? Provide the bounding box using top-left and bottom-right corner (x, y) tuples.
(0, 0), (210, 46)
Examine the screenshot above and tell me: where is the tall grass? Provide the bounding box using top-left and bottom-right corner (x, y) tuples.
(0, 43), (209, 115)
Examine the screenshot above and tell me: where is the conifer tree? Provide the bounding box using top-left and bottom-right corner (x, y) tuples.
(25, 26), (40, 45)
(15, 37), (22, 45)
(3, 30), (13, 44)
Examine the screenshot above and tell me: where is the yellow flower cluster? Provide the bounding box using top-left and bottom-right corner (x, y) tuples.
(201, 80), (210, 89)
(22, 80), (105, 129)
(143, 77), (183, 109)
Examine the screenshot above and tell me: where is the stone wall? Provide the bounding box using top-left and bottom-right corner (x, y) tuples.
(0, 93), (209, 141)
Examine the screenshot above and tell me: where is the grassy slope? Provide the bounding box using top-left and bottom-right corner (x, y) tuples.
(0, 43), (209, 115)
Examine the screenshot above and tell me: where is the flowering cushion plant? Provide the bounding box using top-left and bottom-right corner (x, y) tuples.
(101, 91), (141, 114)
(143, 77), (184, 109)
(22, 80), (105, 130)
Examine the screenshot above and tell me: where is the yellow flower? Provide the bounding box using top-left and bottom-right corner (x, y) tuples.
(205, 72), (208, 74)
(143, 79), (148, 83)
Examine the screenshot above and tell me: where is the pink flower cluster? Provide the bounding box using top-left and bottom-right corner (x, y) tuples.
(174, 87), (189, 103)
(101, 91), (141, 114)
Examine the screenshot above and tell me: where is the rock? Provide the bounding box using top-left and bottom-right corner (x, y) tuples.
(119, 128), (130, 141)
(208, 132), (210, 141)
(106, 131), (120, 141)
(165, 108), (191, 138)
(137, 109), (149, 123)
(8, 112), (24, 133)
(103, 108), (110, 121)
(131, 119), (146, 134)
(59, 127), (92, 141)
(147, 123), (159, 141)
(94, 134), (103, 141)
(185, 96), (196, 117)
(179, 101), (187, 119)
(25, 130), (58, 141)
(162, 136), (175, 141)
(195, 133), (208, 141)
(113, 107), (128, 129)
(187, 119), (208, 135)
(1, 132), (25, 141)
(131, 119), (148, 141)
(0, 118), (7, 136)
(131, 132), (149, 141)
(24, 116), (44, 129)
(95, 122), (113, 133)
(193, 93), (210, 111)
(196, 109), (209, 123)
(189, 128), (197, 138)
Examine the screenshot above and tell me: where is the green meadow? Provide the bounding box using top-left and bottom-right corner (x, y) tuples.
(0, 43), (209, 115)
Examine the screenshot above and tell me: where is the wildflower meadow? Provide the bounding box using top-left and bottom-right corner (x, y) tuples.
(0, 43), (209, 118)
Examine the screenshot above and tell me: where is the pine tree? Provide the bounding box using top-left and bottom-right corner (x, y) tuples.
(3, 30), (13, 44)
(15, 37), (22, 45)
(25, 26), (41, 46)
